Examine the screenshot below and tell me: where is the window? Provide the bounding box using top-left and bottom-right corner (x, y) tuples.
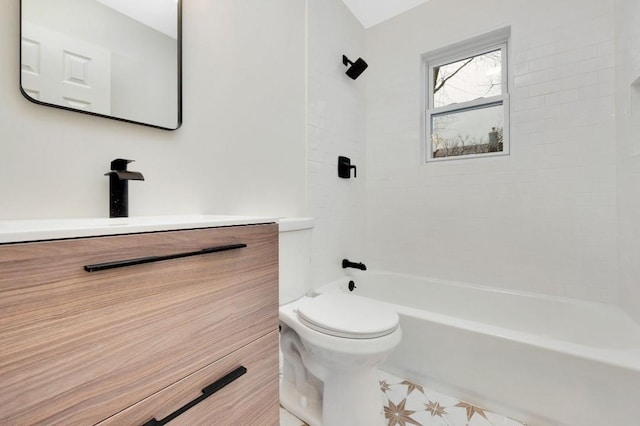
(424, 31), (509, 162)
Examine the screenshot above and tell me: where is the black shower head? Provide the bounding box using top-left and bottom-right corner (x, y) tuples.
(343, 55), (368, 80)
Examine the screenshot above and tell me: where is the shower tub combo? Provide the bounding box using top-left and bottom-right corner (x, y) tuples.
(316, 271), (640, 426)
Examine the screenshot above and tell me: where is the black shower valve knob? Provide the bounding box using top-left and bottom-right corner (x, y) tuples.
(338, 156), (357, 179)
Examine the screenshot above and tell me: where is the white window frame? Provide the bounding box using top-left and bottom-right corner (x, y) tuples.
(423, 29), (510, 163)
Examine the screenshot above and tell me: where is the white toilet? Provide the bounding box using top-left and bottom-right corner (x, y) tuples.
(278, 218), (402, 426)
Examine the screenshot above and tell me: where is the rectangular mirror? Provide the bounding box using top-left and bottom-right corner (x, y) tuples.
(20, 0), (182, 130)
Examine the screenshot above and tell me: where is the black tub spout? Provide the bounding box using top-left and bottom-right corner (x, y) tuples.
(342, 259), (367, 271)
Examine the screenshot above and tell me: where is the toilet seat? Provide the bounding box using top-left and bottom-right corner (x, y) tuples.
(296, 293), (399, 339)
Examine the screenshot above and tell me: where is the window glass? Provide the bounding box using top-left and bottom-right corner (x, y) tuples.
(431, 103), (504, 158)
(433, 49), (502, 108)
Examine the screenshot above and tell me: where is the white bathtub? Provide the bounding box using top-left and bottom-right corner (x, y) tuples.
(315, 271), (640, 426)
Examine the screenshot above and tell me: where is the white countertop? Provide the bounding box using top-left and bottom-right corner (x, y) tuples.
(0, 215), (277, 244)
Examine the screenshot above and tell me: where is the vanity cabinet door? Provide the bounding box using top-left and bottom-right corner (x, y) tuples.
(0, 224), (278, 425)
(98, 330), (279, 426)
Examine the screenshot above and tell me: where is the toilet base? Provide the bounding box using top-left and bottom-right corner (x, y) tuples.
(321, 368), (386, 426)
(280, 367), (386, 426)
(280, 379), (322, 426)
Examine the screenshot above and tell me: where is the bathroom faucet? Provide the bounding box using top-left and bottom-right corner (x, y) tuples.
(105, 159), (144, 218)
(342, 259), (367, 271)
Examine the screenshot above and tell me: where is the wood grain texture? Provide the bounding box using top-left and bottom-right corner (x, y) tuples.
(0, 224), (278, 425)
(98, 330), (280, 426)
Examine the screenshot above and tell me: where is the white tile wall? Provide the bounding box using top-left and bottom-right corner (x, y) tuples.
(364, 0), (618, 302)
(615, 0), (640, 322)
(307, 0), (367, 289)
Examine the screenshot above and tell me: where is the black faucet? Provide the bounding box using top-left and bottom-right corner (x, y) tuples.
(105, 159), (144, 218)
(342, 259), (367, 271)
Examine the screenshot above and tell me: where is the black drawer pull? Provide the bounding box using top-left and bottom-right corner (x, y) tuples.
(141, 366), (247, 426)
(84, 243), (247, 272)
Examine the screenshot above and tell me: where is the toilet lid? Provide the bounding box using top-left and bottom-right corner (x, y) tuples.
(296, 293), (399, 339)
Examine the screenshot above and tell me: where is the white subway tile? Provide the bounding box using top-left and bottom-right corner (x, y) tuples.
(545, 88), (581, 105)
(358, 0), (619, 304)
(529, 79), (563, 96)
(513, 95), (545, 111)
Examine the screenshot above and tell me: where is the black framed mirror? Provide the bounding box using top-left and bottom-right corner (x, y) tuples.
(20, 0), (182, 130)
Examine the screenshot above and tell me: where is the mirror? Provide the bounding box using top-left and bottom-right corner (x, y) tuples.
(20, 0), (182, 130)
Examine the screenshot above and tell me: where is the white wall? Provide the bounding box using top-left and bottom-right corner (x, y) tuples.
(1, 0), (307, 220)
(307, 0), (367, 288)
(6, 0), (632, 309)
(365, 0), (618, 302)
(615, 0), (640, 321)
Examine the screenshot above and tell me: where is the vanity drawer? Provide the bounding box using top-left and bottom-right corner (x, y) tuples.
(0, 223), (278, 425)
(99, 330), (279, 426)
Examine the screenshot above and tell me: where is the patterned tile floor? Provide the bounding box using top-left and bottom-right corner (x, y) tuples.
(280, 370), (526, 426)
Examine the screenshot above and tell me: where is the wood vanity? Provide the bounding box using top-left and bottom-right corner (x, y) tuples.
(0, 218), (279, 425)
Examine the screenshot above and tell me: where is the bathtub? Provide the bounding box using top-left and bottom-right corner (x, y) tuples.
(315, 271), (640, 426)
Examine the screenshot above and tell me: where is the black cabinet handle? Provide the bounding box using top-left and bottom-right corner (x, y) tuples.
(84, 243), (247, 272)
(141, 366), (247, 426)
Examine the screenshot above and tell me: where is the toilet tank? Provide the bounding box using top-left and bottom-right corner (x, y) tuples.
(279, 217), (314, 305)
